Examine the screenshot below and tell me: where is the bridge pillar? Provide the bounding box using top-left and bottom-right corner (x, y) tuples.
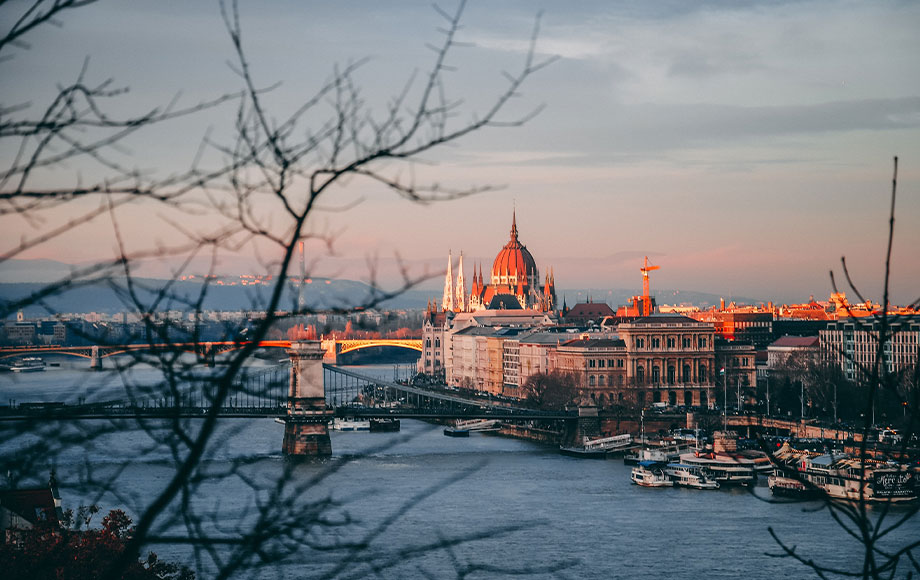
(89, 346), (102, 371)
(563, 406), (601, 446)
(283, 340), (332, 457)
(320, 339), (338, 364)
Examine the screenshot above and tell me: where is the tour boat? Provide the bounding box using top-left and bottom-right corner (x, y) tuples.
(10, 357), (46, 372)
(678, 451), (756, 486)
(789, 454), (916, 503)
(767, 471), (822, 499)
(665, 463), (720, 490)
(630, 461), (674, 487)
(769, 442), (917, 503)
(331, 418), (370, 431)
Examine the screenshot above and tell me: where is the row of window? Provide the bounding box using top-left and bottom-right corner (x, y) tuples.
(634, 336), (708, 349)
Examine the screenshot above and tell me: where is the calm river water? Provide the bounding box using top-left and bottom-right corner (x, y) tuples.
(2, 358), (917, 579)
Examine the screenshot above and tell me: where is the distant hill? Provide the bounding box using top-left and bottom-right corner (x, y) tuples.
(0, 278), (431, 317)
(1, 259), (763, 316)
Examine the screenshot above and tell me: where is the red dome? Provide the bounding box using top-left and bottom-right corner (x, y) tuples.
(491, 213), (538, 288)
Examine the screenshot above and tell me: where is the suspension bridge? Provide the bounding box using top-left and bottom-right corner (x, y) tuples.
(0, 363), (571, 422)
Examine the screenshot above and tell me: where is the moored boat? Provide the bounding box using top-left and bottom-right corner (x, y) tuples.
(665, 463), (720, 490)
(631, 461), (674, 487)
(679, 451), (756, 486)
(10, 357), (46, 372)
(369, 418), (400, 432)
(331, 418), (370, 431)
(560, 445), (608, 459)
(767, 471), (822, 499)
(443, 426), (470, 437)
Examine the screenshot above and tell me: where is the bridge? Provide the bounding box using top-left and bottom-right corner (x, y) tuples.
(0, 340), (574, 457)
(0, 337), (422, 367)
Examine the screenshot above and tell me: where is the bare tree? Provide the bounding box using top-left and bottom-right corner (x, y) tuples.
(1, 1), (560, 578)
(764, 157), (920, 579)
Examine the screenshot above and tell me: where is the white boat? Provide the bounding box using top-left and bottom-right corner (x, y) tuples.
(665, 463), (720, 490)
(678, 451), (756, 486)
(331, 418), (370, 431)
(631, 461), (674, 488)
(792, 454), (916, 503)
(10, 357), (46, 372)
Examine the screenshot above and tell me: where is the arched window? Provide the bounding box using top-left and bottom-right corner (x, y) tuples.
(682, 365), (691, 383)
(653, 391), (662, 403)
(589, 375), (596, 387)
(699, 365), (708, 383)
(637, 366), (645, 384)
(668, 391), (677, 406)
(667, 365), (675, 384)
(598, 375), (606, 386)
(684, 390), (693, 407)
(652, 366), (660, 384)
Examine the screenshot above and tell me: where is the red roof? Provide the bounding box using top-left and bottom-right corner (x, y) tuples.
(770, 335), (819, 348)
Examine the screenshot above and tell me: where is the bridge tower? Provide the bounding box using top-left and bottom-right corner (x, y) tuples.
(90, 345), (102, 371)
(283, 340), (333, 457)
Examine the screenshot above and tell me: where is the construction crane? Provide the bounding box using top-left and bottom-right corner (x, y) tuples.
(640, 256), (659, 317)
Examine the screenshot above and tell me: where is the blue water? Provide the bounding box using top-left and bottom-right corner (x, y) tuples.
(2, 359), (917, 578)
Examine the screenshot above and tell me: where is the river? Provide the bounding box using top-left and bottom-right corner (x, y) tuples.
(1, 357), (916, 579)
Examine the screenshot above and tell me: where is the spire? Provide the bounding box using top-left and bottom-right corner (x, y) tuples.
(510, 209), (519, 242)
(455, 251), (466, 312)
(442, 250), (454, 312)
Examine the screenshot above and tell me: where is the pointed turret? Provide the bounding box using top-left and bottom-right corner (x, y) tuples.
(442, 250), (454, 312)
(510, 208), (519, 243)
(455, 251), (466, 312)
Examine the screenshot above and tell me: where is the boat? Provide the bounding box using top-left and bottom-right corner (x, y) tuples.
(559, 445), (607, 459)
(767, 471), (822, 499)
(10, 357), (46, 372)
(665, 463), (720, 490)
(369, 418), (400, 432)
(443, 426), (470, 437)
(678, 451), (757, 486)
(331, 418), (370, 431)
(623, 446), (681, 465)
(773, 448), (917, 503)
(630, 461), (674, 487)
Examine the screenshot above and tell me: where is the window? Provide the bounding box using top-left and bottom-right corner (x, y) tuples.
(598, 359), (606, 368)
(682, 365), (691, 383)
(617, 359), (624, 368)
(636, 338), (645, 348)
(652, 337), (661, 349)
(667, 337), (676, 348)
(589, 359), (596, 368)
(637, 366), (645, 383)
(652, 366), (660, 383)
(683, 337), (691, 348)
(698, 337), (707, 348)
(667, 365), (675, 384)
(699, 365), (708, 382)
(598, 375), (606, 386)
(589, 375), (596, 386)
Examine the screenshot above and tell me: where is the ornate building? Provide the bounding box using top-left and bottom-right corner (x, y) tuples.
(441, 211), (556, 313)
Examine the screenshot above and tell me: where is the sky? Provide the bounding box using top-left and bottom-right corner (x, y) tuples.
(2, 0), (919, 305)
